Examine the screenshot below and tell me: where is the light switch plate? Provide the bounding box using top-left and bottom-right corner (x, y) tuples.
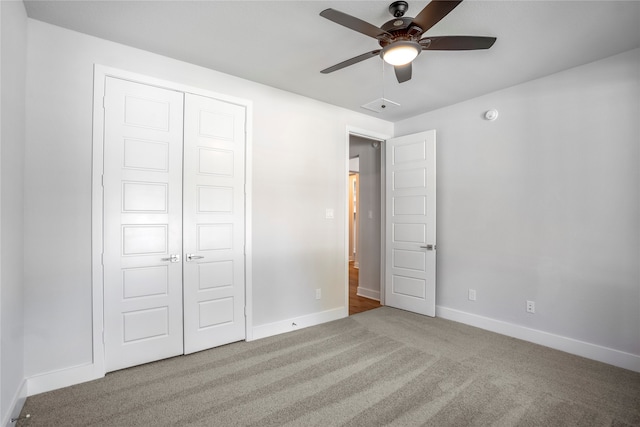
(325, 208), (334, 219)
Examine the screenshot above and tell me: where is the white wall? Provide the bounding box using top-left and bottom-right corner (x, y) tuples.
(24, 19), (392, 382)
(0, 0), (27, 422)
(348, 157), (359, 173)
(349, 136), (381, 300)
(396, 49), (640, 362)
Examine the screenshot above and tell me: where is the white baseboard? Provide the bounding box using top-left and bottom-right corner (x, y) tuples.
(251, 307), (347, 341)
(436, 306), (640, 373)
(2, 380), (27, 427)
(356, 287), (380, 301)
(26, 307), (345, 395)
(26, 362), (104, 396)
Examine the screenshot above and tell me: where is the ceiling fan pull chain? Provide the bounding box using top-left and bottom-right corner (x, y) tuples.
(381, 60), (386, 109)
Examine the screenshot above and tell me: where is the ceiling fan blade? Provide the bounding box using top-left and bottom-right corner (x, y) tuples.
(320, 9), (392, 41)
(411, 0), (463, 33)
(321, 50), (381, 74)
(394, 63), (412, 83)
(420, 36), (496, 50)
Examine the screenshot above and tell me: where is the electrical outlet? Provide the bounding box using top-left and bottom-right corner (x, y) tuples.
(315, 289), (322, 300)
(468, 289), (476, 301)
(526, 300), (535, 314)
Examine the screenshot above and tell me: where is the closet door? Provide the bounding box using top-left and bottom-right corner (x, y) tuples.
(183, 93), (246, 354)
(103, 77), (185, 372)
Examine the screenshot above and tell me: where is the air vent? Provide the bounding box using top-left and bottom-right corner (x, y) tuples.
(361, 98), (400, 113)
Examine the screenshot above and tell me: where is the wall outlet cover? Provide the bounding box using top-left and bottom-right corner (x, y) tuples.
(526, 300), (535, 313)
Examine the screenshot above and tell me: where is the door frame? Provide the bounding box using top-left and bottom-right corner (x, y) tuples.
(92, 65), (253, 376)
(345, 127), (391, 311)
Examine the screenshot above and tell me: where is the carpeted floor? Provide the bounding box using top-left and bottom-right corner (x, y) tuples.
(18, 307), (640, 426)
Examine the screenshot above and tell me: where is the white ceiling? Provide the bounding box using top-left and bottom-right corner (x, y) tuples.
(24, 0), (640, 122)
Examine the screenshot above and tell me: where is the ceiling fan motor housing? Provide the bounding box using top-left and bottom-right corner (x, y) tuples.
(379, 17), (423, 47)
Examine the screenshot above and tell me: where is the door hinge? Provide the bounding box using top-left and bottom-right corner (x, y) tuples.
(101, 175), (104, 187)
(101, 253), (104, 265)
(102, 330), (105, 344)
(102, 96), (106, 109)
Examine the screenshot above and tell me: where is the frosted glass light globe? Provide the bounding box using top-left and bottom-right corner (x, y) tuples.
(382, 41), (421, 66)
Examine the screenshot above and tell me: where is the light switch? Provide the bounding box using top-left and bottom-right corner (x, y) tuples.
(325, 208), (334, 219)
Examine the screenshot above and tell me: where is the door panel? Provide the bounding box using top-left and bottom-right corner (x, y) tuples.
(183, 93), (246, 354)
(103, 77), (185, 372)
(385, 130), (436, 316)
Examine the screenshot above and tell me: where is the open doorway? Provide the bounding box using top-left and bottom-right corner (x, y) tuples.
(348, 135), (383, 315)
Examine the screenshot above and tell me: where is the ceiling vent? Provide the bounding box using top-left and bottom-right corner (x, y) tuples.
(361, 98), (400, 113)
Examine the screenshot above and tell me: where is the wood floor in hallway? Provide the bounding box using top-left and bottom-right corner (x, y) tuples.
(349, 261), (381, 315)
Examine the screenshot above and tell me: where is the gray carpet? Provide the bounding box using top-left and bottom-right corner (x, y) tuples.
(18, 307), (640, 426)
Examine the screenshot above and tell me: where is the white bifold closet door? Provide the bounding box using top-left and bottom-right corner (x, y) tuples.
(103, 77), (246, 372)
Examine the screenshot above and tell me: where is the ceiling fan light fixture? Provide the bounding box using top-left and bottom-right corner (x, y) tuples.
(381, 41), (421, 66)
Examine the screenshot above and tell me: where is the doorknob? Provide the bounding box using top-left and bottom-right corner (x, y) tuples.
(161, 254), (180, 262)
(420, 244), (436, 250)
(186, 254), (204, 261)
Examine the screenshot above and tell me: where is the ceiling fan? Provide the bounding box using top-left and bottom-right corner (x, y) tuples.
(320, 0), (496, 83)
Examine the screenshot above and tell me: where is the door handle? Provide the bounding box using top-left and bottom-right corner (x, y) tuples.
(420, 244), (436, 250)
(186, 254), (204, 261)
(161, 254), (180, 262)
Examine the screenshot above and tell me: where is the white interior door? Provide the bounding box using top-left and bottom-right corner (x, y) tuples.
(103, 77), (185, 371)
(385, 130), (436, 316)
(182, 94), (246, 354)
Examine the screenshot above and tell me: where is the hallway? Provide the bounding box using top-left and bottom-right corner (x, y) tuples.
(349, 261), (381, 315)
